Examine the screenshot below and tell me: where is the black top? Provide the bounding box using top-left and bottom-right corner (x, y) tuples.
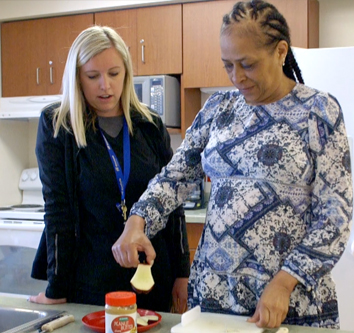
(32, 103), (190, 309)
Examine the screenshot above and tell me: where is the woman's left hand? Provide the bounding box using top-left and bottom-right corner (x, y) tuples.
(247, 270), (298, 328)
(28, 292), (67, 305)
(171, 277), (188, 314)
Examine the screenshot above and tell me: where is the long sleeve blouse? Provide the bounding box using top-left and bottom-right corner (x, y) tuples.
(131, 84), (353, 327)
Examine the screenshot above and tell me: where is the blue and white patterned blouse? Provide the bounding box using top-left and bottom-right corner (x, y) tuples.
(131, 83), (353, 328)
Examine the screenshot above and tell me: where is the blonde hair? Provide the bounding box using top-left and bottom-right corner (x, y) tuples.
(53, 25), (153, 147)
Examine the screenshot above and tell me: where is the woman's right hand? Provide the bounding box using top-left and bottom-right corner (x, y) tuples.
(112, 215), (156, 267)
(247, 270), (297, 328)
(28, 292), (67, 305)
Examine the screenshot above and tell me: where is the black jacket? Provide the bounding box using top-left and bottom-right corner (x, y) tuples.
(32, 103), (190, 309)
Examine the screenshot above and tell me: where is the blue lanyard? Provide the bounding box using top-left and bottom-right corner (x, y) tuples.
(100, 118), (130, 220)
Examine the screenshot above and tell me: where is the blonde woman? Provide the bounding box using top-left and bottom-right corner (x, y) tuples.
(29, 26), (189, 312)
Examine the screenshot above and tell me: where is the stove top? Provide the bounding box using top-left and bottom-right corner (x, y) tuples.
(2, 204), (44, 211)
(0, 204), (44, 211)
(0, 203), (44, 220)
(0, 209), (45, 220)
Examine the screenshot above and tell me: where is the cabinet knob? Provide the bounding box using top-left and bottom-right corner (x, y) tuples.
(21, 172), (29, 181)
(30, 172), (37, 181)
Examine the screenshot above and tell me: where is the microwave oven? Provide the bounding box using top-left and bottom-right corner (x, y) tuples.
(133, 75), (180, 128)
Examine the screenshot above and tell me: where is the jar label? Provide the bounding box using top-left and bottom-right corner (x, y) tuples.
(106, 313), (137, 333)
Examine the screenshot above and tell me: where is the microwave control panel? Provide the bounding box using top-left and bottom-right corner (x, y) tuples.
(150, 78), (164, 116)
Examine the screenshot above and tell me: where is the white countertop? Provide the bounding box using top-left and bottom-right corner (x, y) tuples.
(184, 207), (206, 224)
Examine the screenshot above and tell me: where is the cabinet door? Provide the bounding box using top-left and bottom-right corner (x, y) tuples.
(2, 19), (47, 97)
(182, 0), (319, 89)
(268, 0), (319, 49)
(46, 14), (93, 95)
(95, 9), (138, 75)
(186, 223), (204, 264)
(183, 0), (235, 89)
(1, 14), (93, 97)
(137, 5), (182, 75)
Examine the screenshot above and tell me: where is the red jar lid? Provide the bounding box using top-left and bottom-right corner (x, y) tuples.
(106, 291), (136, 307)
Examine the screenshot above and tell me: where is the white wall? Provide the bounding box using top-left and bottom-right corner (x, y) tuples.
(28, 120), (39, 167)
(319, 0), (354, 48)
(0, 120), (28, 205)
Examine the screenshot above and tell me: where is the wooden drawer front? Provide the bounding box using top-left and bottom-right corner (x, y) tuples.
(186, 223), (204, 264)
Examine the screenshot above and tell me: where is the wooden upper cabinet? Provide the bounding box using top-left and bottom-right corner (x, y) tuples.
(95, 4), (182, 76)
(136, 5), (182, 75)
(45, 15), (94, 95)
(182, 0), (319, 89)
(95, 10), (138, 75)
(1, 14), (93, 97)
(2, 19), (46, 96)
(268, 0), (319, 49)
(182, 1), (235, 89)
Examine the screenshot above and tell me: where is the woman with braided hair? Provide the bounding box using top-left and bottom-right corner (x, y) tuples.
(112, 0), (352, 329)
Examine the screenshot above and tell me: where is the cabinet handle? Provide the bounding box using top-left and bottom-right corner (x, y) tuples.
(140, 39), (145, 64)
(49, 61), (54, 84)
(49, 67), (54, 84)
(36, 68), (40, 85)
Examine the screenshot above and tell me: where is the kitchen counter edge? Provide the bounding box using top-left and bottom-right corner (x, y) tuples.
(184, 207), (206, 223)
(0, 295), (352, 333)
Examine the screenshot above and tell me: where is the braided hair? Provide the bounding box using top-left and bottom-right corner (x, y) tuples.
(221, 0), (304, 84)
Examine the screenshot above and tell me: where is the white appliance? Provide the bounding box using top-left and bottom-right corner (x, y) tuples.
(0, 168), (46, 297)
(293, 46), (354, 331)
(134, 75), (181, 127)
(0, 95), (61, 119)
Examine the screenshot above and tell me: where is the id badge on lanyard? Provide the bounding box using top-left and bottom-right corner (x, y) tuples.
(100, 118), (130, 221)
